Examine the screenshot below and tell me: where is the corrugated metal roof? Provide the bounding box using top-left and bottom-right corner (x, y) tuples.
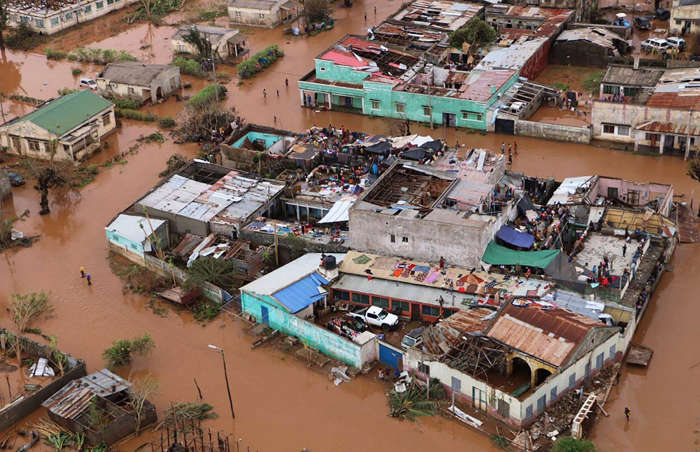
(241, 253), (345, 295)
(273, 272), (329, 313)
(82, 369), (131, 396)
(488, 304), (604, 367)
(459, 70), (516, 102)
(602, 66), (663, 87)
(440, 308), (494, 333)
(547, 175), (596, 205)
(106, 214), (166, 244)
(646, 92), (700, 109)
(636, 120), (699, 136)
(318, 199), (354, 224)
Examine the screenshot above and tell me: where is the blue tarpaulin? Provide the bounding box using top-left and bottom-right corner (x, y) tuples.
(496, 225), (535, 250)
(273, 272), (329, 313)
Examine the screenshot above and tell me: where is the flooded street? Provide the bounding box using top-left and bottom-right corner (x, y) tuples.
(1, 0), (699, 450)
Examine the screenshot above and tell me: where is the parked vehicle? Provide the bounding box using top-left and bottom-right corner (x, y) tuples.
(347, 306), (399, 330)
(655, 8), (670, 20)
(401, 327), (425, 349)
(7, 171), (25, 187)
(666, 37), (686, 50)
(641, 38), (669, 53)
(79, 78), (97, 90)
(633, 16), (652, 30)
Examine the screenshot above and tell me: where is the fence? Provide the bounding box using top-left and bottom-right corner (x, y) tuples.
(143, 255), (225, 304)
(146, 420), (261, 452)
(514, 120), (592, 144)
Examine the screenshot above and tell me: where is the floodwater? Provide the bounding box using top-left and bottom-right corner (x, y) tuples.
(1, 0), (699, 450)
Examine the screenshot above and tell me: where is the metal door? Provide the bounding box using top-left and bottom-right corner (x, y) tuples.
(378, 343), (403, 370)
(261, 305), (269, 325)
(495, 118), (515, 135)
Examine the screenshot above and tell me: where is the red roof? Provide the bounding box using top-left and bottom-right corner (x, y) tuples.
(460, 70), (516, 102)
(636, 120), (699, 136)
(320, 49), (368, 68)
(646, 92), (700, 110)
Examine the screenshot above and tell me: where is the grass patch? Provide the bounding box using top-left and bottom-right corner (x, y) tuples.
(138, 132), (165, 143)
(171, 56), (205, 77)
(58, 88), (78, 96)
(582, 71), (605, 94)
(188, 84), (226, 108)
(0, 93), (44, 105)
(47, 47), (137, 64)
(107, 97), (143, 109)
(46, 48), (69, 60)
(196, 3), (228, 21)
(115, 108), (158, 121)
(553, 82), (569, 91)
(237, 45), (283, 79)
(158, 117), (176, 129)
(6, 23), (47, 50)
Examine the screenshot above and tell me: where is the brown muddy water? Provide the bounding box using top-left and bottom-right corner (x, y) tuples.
(1, 0), (699, 450)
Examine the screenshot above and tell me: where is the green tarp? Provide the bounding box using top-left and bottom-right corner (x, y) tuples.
(482, 241), (559, 269)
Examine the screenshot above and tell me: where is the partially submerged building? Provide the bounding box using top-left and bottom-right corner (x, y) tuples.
(591, 67), (700, 157)
(227, 0), (299, 28)
(598, 65), (663, 103)
(172, 25), (248, 60)
(96, 62), (181, 104)
(669, 0), (700, 34)
(5, 0), (138, 34)
(42, 369), (156, 446)
(0, 90), (115, 162)
(550, 27), (631, 67)
(105, 214), (170, 263)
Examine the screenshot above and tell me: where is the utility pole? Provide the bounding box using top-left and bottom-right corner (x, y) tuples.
(208, 345), (235, 419)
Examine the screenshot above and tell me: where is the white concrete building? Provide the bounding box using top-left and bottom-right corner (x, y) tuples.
(670, 0), (700, 34)
(0, 90), (115, 162)
(171, 25), (248, 60)
(227, 0), (299, 28)
(96, 62), (181, 104)
(5, 0), (138, 35)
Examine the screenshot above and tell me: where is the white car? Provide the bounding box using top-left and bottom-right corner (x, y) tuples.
(347, 306), (400, 330)
(641, 38), (669, 52)
(665, 37), (686, 50)
(79, 78), (97, 90)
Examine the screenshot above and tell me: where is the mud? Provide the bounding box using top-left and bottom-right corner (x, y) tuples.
(1, 0), (699, 450)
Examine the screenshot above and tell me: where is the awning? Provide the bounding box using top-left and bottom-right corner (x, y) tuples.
(273, 272), (329, 314)
(481, 241), (559, 269)
(365, 141), (392, 155)
(496, 225), (534, 250)
(401, 147), (427, 161)
(318, 199), (354, 224)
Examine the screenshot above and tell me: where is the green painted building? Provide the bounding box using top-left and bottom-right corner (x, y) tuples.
(298, 35), (519, 131)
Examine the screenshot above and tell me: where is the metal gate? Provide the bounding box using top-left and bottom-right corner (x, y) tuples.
(495, 118), (515, 135)
(378, 342), (403, 370)
(261, 305), (269, 325)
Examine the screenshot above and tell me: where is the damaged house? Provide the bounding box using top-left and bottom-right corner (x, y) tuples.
(96, 62), (181, 104)
(227, 0), (299, 28)
(0, 90), (115, 162)
(550, 27), (631, 67)
(172, 25), (248, 60)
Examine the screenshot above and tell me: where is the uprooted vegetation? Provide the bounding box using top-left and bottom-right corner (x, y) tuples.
(127, 0), (184, 24)
(176, 85), (235, 142)
(161, 402), (218, 427)
(387, 379), (446, 421)
(102, 333), (155, 368)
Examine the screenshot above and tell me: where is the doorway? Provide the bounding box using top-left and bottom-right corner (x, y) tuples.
(442, 112), (456, 127)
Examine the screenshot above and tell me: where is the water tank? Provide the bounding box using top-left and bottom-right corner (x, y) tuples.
(322, 255), (337, 270)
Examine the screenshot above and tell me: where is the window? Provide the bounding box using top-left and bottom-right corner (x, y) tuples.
(10, 135), (21, 151)
(617, 125), (630, 136)
(474, 113), (483, 121)
(418, 363), (429, 375)
(370, 99), (380, 110)
(603, 124), (615, 134)
(394, 300), (409, 313)
(96, 1), (104, 8)
(20, 16), (29, 23)
(690, 137), (695, 145)
(235, 11), (241, 17)
(461, 111), (469, 120)
(27, 140), (41, 152)
(128, 87), (135, 95)
(609, 344), (616, 359)
(675, 19), (681, 25)
(395, 102), (405, 113)
(102, 113), (111, 127)
(390, 234), (395, 243)
(64, 12), (72, 20)
(35, 18), (44, 27)
(451, 376), (461, 393)
(319, 66), (326, 72)
(334, 290), (349, 301)
(351, 293), (369, 305)
(595, 352), (604, 369)
(51, 17), (59, 26)
(402, 236), (408, 243)
(421, 305), (440, 317)
(525, 405), (533, 419)
(84, 5), (91, 12)
(423, 106), (432, 116)
(569, 373), (576, 388)
(107, 0), (114, 4)
(645, 133), (659, 141)
(602, 84), (617, 95)
(372, 297), (389, 309)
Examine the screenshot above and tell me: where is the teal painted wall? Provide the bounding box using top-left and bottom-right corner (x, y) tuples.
(241, 291), (363, 368)
(300, 60), (520, 130)
(106, 230), (143, 256)
(233, 131), (283, 149)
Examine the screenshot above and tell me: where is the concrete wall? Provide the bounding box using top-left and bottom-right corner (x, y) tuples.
(595, 177), (673, 215)
(228, 3), (298, 28)
(591, 101), (700, 155)
(97, 67), (180, 104)
(241, 291), (370, 368)
(6, 0), (138, 34)
(515, 119), (591, 143)
(670, 0), (700, 33)
(349, 201), (517, 268)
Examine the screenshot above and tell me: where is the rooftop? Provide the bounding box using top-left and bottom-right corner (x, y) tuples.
(488, 303), (608, 367)
(602, 65), (663, 87)
(547, 175), (597, 205)
(555, 27), (623, 49)
(2, 90), (112, 137)
(389, 0), (484, 31)
(228, 0), (281, 10)
(98, 62), (177, 87)
(105, 214), (166, 244)
(173, 25), (243, 44)
(475, 38), (548, 73)
(241, 253), (345, 295)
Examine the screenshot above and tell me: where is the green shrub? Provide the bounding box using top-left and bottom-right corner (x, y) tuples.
(237, 45), (284, 79)
(58, 88), (78, 96)
(46, 48), (69, 60)
(6, 23), (46, 50)
(188, 84), (226, 109)
(66, 48), (137, 65)
(551, 437), (596, 452)
(171, 56), (205, 77)
(102, 334), (155, 368)
(159, 117), (176, 128)
(108, 97), (143, 109)
(115, 108), (157, 121)
(71, 68), (83, 76)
